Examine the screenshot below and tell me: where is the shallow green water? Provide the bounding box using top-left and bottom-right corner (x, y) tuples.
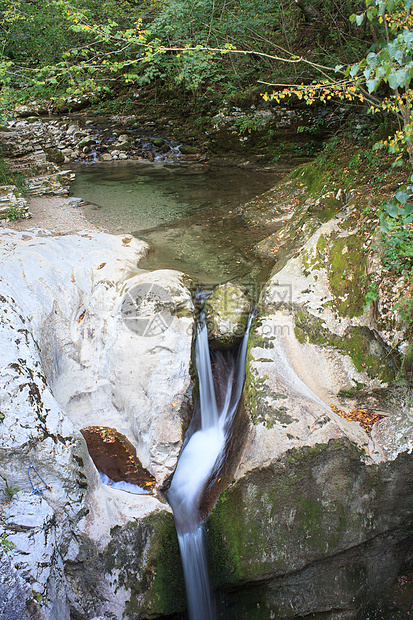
(70, 161), (283, 287)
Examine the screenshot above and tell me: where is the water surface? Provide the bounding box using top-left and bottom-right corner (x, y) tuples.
(70, 162), (284, 287)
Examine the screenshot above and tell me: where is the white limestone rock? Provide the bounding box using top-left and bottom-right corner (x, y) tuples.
(0, 228), (195, 617)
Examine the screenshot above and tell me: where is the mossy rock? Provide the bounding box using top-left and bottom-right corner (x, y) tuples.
(45, 147), (65, 164)
(116, 140), (132, 151)
(206, 441), (413, 618)
(103, 510), (186, 617)
(328, 233), (368, 318)
(294, 307), (397, 382)
(204, 282), (251, 348)
(180, 145), (199, 154)
(307, 195), (342, 222)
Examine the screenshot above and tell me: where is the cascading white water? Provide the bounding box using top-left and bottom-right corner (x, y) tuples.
(167, 306), (252, 620)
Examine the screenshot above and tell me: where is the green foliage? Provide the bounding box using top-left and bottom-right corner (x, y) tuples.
(380, 222), (413, 275)
(363, 283), (379, 310)
(297, 115), (325, 135)
(5, 486), (19, 500)
(0, 532), (16, 553)
(5, 207), (20, 221)
(0, 0), (368, 114)
(32, 591), (44, 604)
(348, 0), (413, 164)
(234, 113), (266, 134)
(379, 175), (413, 231)
(395, 295), (413, 324)
(273, 140), (320, 162)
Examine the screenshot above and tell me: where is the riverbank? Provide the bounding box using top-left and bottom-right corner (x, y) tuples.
(0, 195), (103, 234)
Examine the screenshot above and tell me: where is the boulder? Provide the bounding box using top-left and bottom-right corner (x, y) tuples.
(66, 123), (80, 136)
(204, 282), (251, 348)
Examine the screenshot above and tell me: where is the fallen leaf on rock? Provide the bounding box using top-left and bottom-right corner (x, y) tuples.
(76, 310), (86, 323)
(330, 404), (386, 435)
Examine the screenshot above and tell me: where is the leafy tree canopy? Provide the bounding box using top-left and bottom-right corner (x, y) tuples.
(0, 0), (369, 109)
(1, 0), (413, 211)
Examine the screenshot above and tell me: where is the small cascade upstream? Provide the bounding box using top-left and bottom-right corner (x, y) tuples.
(167, 303), (252, 620)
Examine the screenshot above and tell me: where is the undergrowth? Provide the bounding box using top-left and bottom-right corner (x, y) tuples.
(0, 157), (26, 192)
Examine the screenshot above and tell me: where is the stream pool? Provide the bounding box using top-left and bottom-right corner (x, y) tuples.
(69, 161), (285, 288)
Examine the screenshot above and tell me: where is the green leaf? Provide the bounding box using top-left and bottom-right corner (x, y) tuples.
(386, 202), (399, 217)
(395, 190), (409, 204)
(366, 78), (379, 92)
(403, 203), (413, 214)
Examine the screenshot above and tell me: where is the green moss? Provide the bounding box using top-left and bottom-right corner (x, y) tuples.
(318, 196), (342, 221)
(328, 233), (367, 318)
(294, 308), (330, 346)
(173, 301), (194, 319)
(244, 364), (270, 425)
(207, 439), (374, 587)
(204, 282), (250, 347)
(248, 322), (275, 350)
(338, 327), (396, 382)
(301, 234), (327, 273)
(317, 233), (327, 253)
(264, 406), (293, 429)
(245, 326), (289, 427)
(104, 511), (185, 617)
(294, 308), (396, 382)
(145, 512), (186, 615)
(290, 160), (331, 196)
(337, 383), (366, 398)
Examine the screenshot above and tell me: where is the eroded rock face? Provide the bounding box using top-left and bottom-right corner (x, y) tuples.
(0, 229), (193, 618)
(208, 440), (413, 618)
(80, 426), (156, 490)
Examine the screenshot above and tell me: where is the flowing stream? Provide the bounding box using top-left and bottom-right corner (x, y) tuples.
(167, 305), (252, 619)
(70, 160), (262, 617)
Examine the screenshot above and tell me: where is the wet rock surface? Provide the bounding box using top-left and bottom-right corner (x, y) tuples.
(80, 426), (156, 491)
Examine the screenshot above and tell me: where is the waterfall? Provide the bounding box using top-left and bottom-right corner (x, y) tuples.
(167, 306), (252, 620)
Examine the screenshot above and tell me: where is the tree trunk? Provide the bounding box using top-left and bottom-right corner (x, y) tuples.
(295, 0), (321, 21)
